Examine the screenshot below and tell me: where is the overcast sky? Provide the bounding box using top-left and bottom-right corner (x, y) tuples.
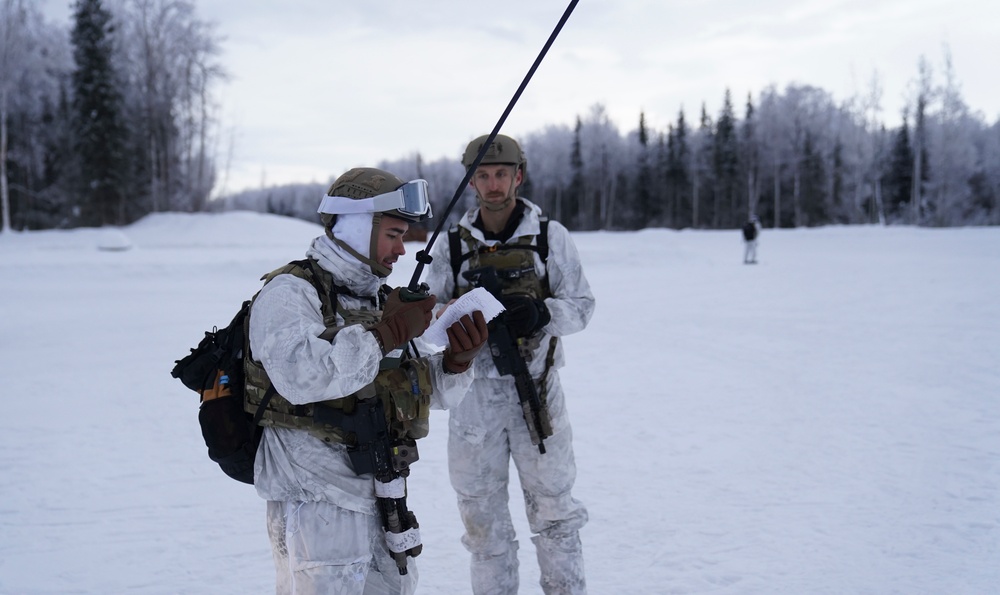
(41, 0), (1000, 197)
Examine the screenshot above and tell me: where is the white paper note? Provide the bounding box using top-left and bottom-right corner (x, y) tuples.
(422, 287), (505, 347)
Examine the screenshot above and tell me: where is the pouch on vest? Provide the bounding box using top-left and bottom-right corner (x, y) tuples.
(376, 357), (433, 441)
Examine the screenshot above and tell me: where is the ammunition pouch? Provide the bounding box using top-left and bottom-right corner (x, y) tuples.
(246, 355), (433, 447)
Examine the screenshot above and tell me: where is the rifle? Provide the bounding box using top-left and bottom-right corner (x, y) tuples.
(342, 390), (422, 575)
(463, 266), (553, 454)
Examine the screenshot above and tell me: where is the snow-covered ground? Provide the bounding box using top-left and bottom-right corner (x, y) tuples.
(1, 212), (997, 594)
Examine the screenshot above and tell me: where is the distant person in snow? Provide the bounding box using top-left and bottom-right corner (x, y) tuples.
(422, 134), (596, 594)
(742, 216), (761, 264)
(247, 167), (488, 594)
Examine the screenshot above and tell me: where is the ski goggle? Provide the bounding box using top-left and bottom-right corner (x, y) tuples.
(317, 179), (432, 220)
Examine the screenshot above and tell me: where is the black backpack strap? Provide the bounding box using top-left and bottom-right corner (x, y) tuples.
(538, 218), (549, 264)
(449, 226), (463, 298)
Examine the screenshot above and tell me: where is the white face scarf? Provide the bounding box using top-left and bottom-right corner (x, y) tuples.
(330, 212), (373, 262)
(326, 212), (393, 278)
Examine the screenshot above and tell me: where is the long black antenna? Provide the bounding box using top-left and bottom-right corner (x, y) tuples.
(406, 0), (579, 292)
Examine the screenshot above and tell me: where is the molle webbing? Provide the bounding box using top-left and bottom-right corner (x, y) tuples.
(448, 219), (550, 299)
(245, 262), (431, 445)
(245, 259), (363, 444)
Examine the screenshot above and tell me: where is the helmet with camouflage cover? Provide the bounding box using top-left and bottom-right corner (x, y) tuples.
(317, 166), (432, 277)
(320, 167), (410, 229)
(462, 133), (527, 174)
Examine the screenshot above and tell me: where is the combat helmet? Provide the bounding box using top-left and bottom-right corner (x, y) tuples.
(462, 133), (527, 174)
(317, 166), (432, 277)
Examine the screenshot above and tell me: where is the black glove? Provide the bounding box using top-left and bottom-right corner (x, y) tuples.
(500, 295), (550, 338)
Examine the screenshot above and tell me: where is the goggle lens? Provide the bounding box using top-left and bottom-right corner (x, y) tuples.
(398, 179), (430, 216)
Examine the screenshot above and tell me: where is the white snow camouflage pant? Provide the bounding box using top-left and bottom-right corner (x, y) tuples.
(448, 373), (588, 595)
(744, 239), (758, 264)
(266, 500), (417, 595)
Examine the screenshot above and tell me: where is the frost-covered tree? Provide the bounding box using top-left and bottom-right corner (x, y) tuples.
(885, 113), (914, 219)
(1, 0), (71, 231)
(523, 123), (573, 222)
(713, 89), (739, 228)
(635, 111), (654, 227)
(576, 104), (623, 230)
(926, 46), (976, 226)
(691, 103), (713, 228)
(910, 56), (933, 224)
(71, 0), (127, 226)
(566, 116), (584, 227)
(667, 109), (691, 228)
(799, 130), (827, 225)
(741, 93), (759, 220)
(0, 0), (27, 233)
(118, 0), (225, 214)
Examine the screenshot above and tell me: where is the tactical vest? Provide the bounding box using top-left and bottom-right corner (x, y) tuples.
(448, 220), (558, 371)
(448, 219), (551, 301)
(243, 259), (433, 446)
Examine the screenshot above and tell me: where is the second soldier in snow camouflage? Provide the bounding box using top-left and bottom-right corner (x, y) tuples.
(423, 134), (596, 594)
(248, 167), (489, 595)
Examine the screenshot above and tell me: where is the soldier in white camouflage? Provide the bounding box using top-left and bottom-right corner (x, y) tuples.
(248, 167), (488, 595)
(423, 135), (596, 594)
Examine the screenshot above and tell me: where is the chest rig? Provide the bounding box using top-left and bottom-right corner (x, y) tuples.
(448, 219), (551, 300)
(448, 220), (554, 364)
(243, 259), (433, 449)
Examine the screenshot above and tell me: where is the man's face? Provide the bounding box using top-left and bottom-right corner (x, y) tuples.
(374, 215), (409, 273)
(470, 164), (521, 208)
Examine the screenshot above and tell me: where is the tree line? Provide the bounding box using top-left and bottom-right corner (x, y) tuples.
(220, 52), (1000, 233)
(0, 0), (223, 232)
(3, 0), (997, 233)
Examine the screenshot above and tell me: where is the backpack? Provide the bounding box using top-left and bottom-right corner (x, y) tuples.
(742, 221), (758, 241)
(170, 259), (326, 484)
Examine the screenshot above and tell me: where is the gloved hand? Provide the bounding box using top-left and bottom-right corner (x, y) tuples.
(443, 310), (489, 374)
(500, 295), (550, 338)
(369, 288), (436, 354)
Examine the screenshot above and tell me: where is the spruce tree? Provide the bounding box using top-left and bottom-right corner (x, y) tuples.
(636, 111), (653, 227)
(693, 104), (714, 228)
(566, 116), (584, 229)
(886, 116), (915, 217)
(741, 93), (759, 222)
(799, 131), (827, 225)
(713, 90), (739, 228)
(71, 0), (126, 226)
(671, 110), (690, 228)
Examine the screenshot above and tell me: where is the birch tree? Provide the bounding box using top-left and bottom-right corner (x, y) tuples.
(926, 46), (976, 225)
(119, 0), (224, 214)
(910, 56), (933, 224)
(0, 0), (28, 232)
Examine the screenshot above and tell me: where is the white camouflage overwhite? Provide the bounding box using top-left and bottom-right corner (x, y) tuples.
(423, 198), (596, 595)
(249, 233), (474, 594)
